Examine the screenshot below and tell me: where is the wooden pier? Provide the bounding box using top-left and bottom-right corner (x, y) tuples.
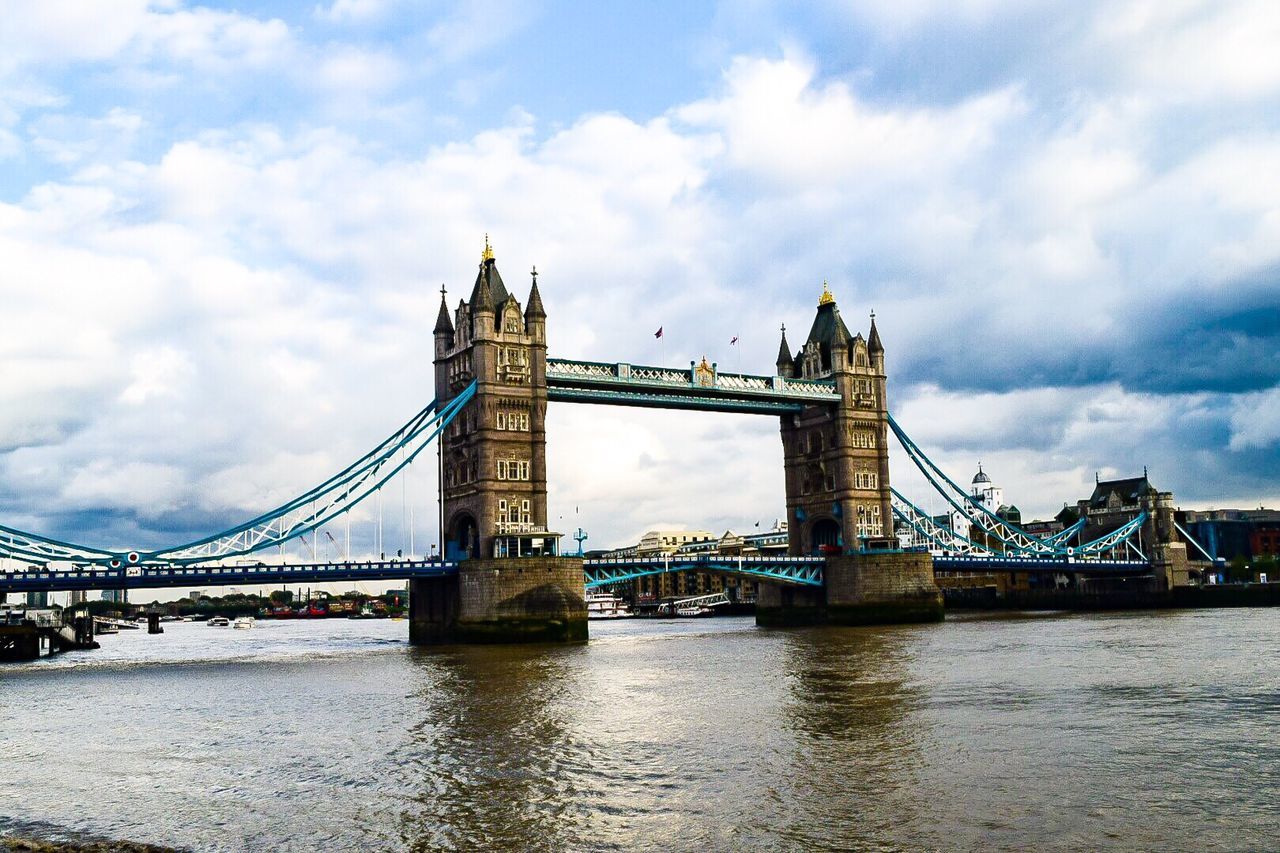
(0, 608), (99, 662)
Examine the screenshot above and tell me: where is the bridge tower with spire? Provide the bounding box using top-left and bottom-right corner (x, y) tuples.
(412, 236), (585, 644)
(761, 283), (942, 625)
(775, 283), (895, 555)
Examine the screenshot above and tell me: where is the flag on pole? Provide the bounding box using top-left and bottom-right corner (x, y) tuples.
(730, 336), (739, 345)
(654, 327), (663, 339)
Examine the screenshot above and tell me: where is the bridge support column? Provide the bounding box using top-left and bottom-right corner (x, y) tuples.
(755, 583), (825, 626)
(757, 551), (943, 627)
(1151, 543), (1190, 591)
(410, 557), (587, 645)
(823, 552), (943, 625)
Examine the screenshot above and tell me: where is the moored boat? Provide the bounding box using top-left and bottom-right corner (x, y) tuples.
(208, 616), (230, 627)
(586, 592), (632, 619)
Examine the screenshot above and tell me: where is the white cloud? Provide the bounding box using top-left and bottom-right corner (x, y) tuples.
(1228, 386), (1280, 451)
(314, 0), (397, 24)
(1093, 0), (1280, 101)
(120, 346), (195, 405)
(0, 3), (292, 74)
(677, 54), (1023, 187)
(312, 46), (404, 95)
(29, 108), (145, 166)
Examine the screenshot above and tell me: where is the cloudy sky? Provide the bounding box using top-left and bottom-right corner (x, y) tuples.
(2, 0), (1278, 562)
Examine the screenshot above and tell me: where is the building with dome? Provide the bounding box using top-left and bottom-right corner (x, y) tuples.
(951, 463), (1022, 546)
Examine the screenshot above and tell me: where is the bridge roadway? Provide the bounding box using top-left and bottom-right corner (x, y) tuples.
(0, 552), (1153, 595)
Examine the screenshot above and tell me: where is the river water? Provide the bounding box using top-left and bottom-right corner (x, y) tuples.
(1, 610), (1276, 851)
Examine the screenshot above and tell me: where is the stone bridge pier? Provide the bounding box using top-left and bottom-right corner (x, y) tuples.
(410, 559), (586, 644)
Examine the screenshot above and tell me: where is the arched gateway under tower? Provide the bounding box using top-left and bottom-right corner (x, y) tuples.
(409, 241), (941, 644)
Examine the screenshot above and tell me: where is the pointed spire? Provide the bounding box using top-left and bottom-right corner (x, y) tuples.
(868, 309), (883, 354)
(775, 323), (794, 370)
(525, 265), (546, 319)
(481, 233), (494, 263)
(831, 314), (850, 346)
(470, 263), (493, 314)
(433, 283), (454, 334)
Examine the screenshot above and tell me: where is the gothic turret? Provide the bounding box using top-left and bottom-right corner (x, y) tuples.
(433, 286), (454, 357)
(434, 288), (454, 334)
(524, 266), (546, 343)
(830, 314), (850, 371)
(868, 312), (883, 354)
(775, 324), (794, 377)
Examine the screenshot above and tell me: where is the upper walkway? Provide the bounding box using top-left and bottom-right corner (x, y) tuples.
(545, 358), (838, 415)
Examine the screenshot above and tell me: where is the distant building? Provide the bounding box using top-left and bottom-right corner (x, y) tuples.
(26, 591), (49, 608)
(602, 522), (790, 604)
(102, 589), (127, 604)
(635, 530), (714, 556)
(949, 464), (1023, 549)
(1177, 508), (1280, 562)
(1078, 473), (1156, 534)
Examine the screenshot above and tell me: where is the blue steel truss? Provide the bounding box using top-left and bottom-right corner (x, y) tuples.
(546, 358), (837, 414)
(583, 554), (825, 588)
(887, 414), (1149, 560)
(0, 381), (477, 568)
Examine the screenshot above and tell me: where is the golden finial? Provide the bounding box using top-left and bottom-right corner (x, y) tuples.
(818, 280), (835, 306)
(481, 233), (494, 262)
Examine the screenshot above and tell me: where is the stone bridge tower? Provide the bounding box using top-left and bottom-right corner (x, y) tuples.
(433, 237), (550, 560)
(760, 283), (942, 627)
(776, 284), (895, 556)
(412, 238), (583, 646)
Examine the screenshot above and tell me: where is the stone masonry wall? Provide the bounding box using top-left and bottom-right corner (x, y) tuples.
(456, 557), (587, 643)
(757, 551), (944, 628)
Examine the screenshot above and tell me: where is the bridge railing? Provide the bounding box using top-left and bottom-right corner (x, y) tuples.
(546, 358), (839, 401)
(0, 558), (460, 593)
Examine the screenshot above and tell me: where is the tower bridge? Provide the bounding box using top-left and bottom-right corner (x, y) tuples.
(0, 238), (1180, 642)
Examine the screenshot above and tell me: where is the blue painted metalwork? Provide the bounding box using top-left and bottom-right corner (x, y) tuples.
(0, 381), (478, 568)
(932, 554), (1152, 574)
(1043, 518), (1086, 545)
(583, 554), (825, 588)
(0, 559), (459, 594)
(887, 413), (1149, 560)
(890, 488), (995, 555)
(546, 358), (837, 414)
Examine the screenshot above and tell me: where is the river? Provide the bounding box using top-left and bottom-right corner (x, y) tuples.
(1, 610), (1276, 851)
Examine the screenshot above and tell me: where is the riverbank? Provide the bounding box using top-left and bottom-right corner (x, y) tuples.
(945, 581), (1280, 611)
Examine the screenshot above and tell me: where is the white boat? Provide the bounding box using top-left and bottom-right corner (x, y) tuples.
(586, 592), (632, 619)
(232, 617), (254, 630)
(208, 616), (230, 627)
